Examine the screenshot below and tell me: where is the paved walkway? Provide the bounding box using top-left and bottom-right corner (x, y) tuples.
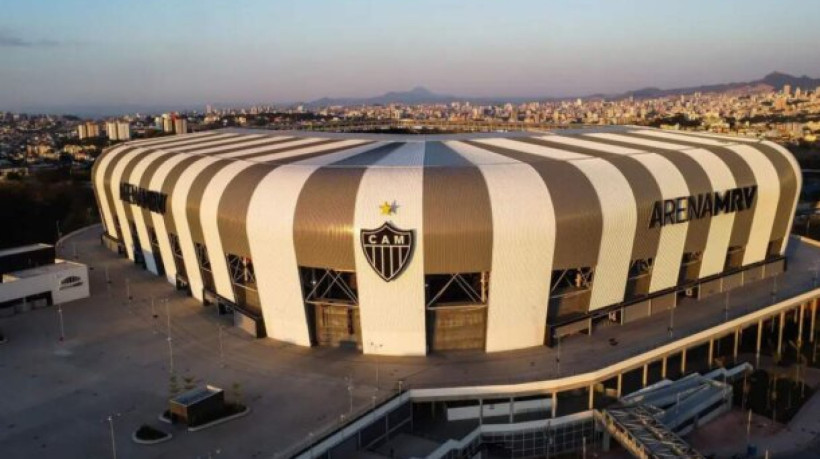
(1, 226), (820, 458)
(689, 355), (820, 458)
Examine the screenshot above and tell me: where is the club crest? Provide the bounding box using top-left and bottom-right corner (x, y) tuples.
(360, 222), (414, 282)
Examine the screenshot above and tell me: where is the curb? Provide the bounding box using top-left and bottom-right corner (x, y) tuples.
(187, 406), (250, 432)
(131, 430), (173, 445)
(56, 223), (103, 250)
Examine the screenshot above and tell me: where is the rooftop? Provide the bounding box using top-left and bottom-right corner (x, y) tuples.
(0, 243), (53, 259)
(115, 126), (775, 169)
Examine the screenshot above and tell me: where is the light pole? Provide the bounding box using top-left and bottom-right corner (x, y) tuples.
(218, 324), (225, 367)
(369, 341), (383, 390)
(346, 375), (354, 415)
(166, 299), (174, 374)
(57, 304), (65, 342)
(669, 307), (675, 340)
(107, 414), (120, 459)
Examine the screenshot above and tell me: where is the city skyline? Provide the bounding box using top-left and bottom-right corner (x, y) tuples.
(2, 0), (820, 113)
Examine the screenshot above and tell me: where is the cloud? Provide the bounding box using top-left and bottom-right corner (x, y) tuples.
(0, 30), (61, 48)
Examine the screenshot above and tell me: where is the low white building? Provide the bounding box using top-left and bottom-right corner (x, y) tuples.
(0, 260), (89, 315)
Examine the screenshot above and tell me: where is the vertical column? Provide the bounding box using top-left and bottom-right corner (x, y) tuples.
(681, 348), (687, 374)
(811, 300), (817, 343)
(551, 392), (557, 418)
(479, 399), (483, 426)
(661, 356), (667, 378)
(708, 339), (714, 368)
(588, 385), (595, 410)
(798, 303), (806, 346)
(642, 365), (648, 388)
(777, 311), (786, 357)
(756, 319), (763, 365)
(617, 373), (623, 398)
(733, 329), (740, 361)
(509, 397), (515, 423)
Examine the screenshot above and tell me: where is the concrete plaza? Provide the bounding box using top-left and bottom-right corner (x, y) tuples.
(2, 225), (820, 458)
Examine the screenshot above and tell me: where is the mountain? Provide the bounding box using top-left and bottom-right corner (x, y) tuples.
(612, 72), (820, 100)
(308, 86), (459, 107)
(306, 72), (820, 108)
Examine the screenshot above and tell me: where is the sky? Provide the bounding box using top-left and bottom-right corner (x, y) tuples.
(1, 0), (820, 113)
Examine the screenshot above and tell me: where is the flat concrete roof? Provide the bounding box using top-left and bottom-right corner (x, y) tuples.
(5, 260), (84, 280)
(0, 243), (52, 258)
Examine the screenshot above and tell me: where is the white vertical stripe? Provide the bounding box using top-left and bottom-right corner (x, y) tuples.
(247, 143), (387, 346)
(158, 134), (240, 151)
(585, 132), (690, 151)
(148, 155), (190, 284)
(629, 129), (735, 146)
(727, 145), (781, 265)
(170, 156), (222, 301)
(211, 137), (310, 159)
(489, 140), (636, 310)
(109, 148), (147, 260)
(123, 131), (216, 147)
(541, 135), (643, 154)
(471, 137), (589, 160)
(200, 161), (255, 302)
(613, 131), (784, 264)
(683, 149), (737, 277)
(354, 142), (426, 355)
(556, 134), (692, 290)
(163, 135), (251, 153)
(573, 159), (637, 309)
(627, 154), (690, 292)
(94, 145), (130, 238)
(762, 140), (802, 255)
(172, 135), (280, 155)
(448, 141), (555, 351)
(125, 150), (172, 275)
(250, 139), (371, 163)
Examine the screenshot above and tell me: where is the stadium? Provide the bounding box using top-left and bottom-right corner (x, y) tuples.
(92, 127), (800, 356)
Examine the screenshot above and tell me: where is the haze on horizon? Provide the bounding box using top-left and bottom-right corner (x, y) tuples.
(2, 0), (820, 113)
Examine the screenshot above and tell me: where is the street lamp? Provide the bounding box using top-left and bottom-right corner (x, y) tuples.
(218, 324), (226, 367)
(346, 375), (354, 415)
(57, 304), (65, 342)
(106, 413), (120, 459)
(668, 307), (675, 340)
(369, 341), (383, 390)
(165, 299), (174, 374)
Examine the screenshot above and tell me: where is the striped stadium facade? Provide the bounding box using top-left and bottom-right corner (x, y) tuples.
(92, 127), (801, 356)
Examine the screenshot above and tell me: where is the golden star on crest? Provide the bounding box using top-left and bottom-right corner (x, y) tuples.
(379, 201), (397, 215)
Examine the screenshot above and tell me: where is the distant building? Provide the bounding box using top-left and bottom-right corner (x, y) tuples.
(117, 122), (131, 140)
(783, 84), (791, 97)
(77, 122), (100, 139)
(163, 117), (174, 133)
(174, 118), (188, 135)
(106, 121), (119, 140)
